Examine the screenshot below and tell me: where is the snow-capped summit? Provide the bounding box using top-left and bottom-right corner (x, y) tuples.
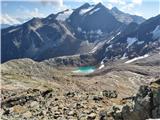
(67, 2), (122, 41)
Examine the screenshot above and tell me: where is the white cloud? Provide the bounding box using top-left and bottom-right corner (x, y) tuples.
(40, 0), (69, 13)
(107, 0), (126, 5)
(66, 0), (102, 4)
(102, 0), (142, 5)
(41, 0), (63, 7)
(0, 14), (21, 25)
(25, 8), (45, 18)
(106, 3), (113, 9)
(132, 0), (142, 5)
(105, 0), (143, 11)
(121, 0), (143, 11)
(121, 3), (135, 11)
(92, 0), (103, 4)
(1, 0), (144, 24)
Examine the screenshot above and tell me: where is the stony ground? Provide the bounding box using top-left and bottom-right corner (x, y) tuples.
(1, 80), (160, 120)
(1, 88), (123, 120)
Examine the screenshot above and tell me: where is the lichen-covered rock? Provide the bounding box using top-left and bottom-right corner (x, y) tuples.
(1, 78), (160, 120)
(151, 79), (160, 118)
(125, 85), (152, 120)
(102, 90), (118, 98)
(113, 79), (160, 120)
(99, 110), (108, 120)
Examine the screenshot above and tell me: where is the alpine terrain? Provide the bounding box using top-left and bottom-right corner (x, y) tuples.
(1, 2), (160, 120)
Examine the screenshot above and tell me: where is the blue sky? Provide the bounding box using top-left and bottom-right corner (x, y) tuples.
(1, 0), (160, 25)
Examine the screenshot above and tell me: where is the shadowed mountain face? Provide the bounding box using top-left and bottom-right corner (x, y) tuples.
(1, 3), (123, 63)
(67, 3), (123, 41)
(43, 15), (160, 67)
(1, 3), (158, 65)
(111, 7), (145, 24)
(93, 15), (160, 63)
(1, 16), (81, 62)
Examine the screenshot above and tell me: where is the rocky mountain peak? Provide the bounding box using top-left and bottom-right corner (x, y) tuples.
(45, 14), (56, 20)
(111, 6), (145, 24)
(111, 7), (118, 11)
(1, 3), (159, 63)
(25, 17), (41, 25)
(111, 7), (123, 14)
(1, 2), (160, 120)
(95, 2), (104, 8)
(79, 3), (91, 9)
(93, 2), (109, 12)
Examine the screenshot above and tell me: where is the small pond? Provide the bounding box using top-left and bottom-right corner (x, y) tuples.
(72, 66), (96, 74)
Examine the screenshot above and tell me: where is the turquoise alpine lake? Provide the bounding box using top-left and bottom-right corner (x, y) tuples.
(72, 66), (96, 74)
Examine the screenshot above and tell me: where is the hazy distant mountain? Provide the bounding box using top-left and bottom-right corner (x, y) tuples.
(111, 7), (145, 24)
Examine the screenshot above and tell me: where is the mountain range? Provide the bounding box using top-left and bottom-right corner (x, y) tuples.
(1, 2), (160, 120)
(1, 3), (160, 68)
(2, 2), (150, 64)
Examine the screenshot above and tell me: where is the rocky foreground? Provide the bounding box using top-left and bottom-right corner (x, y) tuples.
(1, 79), (160, 120)
(1, 53), (160, 120)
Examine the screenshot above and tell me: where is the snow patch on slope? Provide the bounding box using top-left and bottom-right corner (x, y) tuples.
(117, 32), (121, 35)
(90, 46), (98, 53)
(97, 29), (103, 35)
(58, 54), (80, 59)
(127, 37), (137, 48)
(8, 28), (20, 33)
(88, 29), (103, 35)
(56, 9), (73, 21)
(89, 8), (100, 15)
(137, 41), (144, 45)
(0, 14), (21, 25)
(98, 57), (106, 69)
(107, 32), (121, 43)
(59, 22), (75, 38)
(77, 27), (82, 32)
(29, 22), (43, 31)
(151, 25), (160, 39)
(121, 53), (127, 60)
(99, 63), (105, 69)
(125, 54), (149, 64)
(89, 41), (105, 53)
(13, 40), (21, 48)
(79, 7), (94, 15)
